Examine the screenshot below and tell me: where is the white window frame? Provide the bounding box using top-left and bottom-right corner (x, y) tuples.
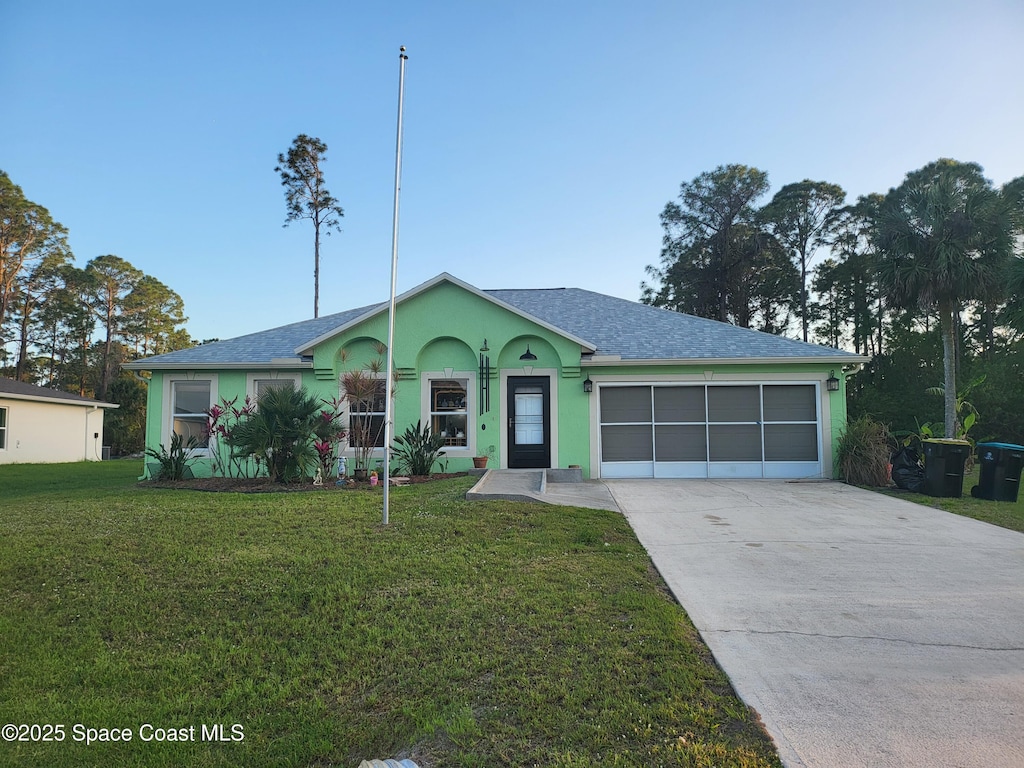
(341, 375), (388, 453)
(245, 372), (302, 407)
(420, 371), (475, 455)
(0, 405), (7, 450)
(163, 374), (218, 457)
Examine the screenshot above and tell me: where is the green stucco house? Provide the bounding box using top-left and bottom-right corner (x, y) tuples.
(125, 273), (867, 479)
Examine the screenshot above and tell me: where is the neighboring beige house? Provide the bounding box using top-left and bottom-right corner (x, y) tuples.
(0, 378), (118, 464)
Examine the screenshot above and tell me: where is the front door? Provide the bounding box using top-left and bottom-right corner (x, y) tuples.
(507, 376), (551, 468)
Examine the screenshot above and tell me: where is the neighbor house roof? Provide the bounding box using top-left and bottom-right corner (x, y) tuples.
(0, 378), (119, 408)
(124, 273), (866, 370)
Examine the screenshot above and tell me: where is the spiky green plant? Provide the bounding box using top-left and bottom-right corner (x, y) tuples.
(144, 432), (200, 480)
(391, 420), (446, 476)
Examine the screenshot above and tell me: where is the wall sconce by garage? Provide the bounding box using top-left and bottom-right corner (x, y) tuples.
(583, 376), (593, 394)
(826, 370), (840, 392)
(519, 345), (537, 361)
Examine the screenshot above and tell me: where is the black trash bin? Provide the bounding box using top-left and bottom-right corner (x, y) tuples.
(922, 439), (971, 498)
(971, 442), (1024, 502)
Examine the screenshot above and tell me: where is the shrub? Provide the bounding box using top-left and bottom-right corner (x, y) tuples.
(836, 415), (892, 487)
(224, 386), (344, 483)
(392, 420), (446, 476)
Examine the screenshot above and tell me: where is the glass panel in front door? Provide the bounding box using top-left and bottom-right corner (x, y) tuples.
(514, 387), (544, 445)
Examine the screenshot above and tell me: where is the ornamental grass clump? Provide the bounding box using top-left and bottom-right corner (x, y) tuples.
(836, 415), (893, 487)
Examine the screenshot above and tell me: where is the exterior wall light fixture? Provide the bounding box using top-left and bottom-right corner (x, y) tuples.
(826, 370), (840, 392)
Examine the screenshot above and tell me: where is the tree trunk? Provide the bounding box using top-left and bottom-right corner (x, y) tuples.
(313, 221), (321, 318)
(15, 297), (32, 381)
(800, 252), (809, 342)
(939, 299), (957, 438)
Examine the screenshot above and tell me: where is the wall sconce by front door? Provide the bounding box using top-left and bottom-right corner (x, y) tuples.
(479, 340), (491, 414)
(826, 370), (840, 392)
(519, 345), (537, 361)
(583, 376), (593, 394)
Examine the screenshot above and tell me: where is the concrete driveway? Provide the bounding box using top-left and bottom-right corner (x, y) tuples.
(605, 479), (1024, 768)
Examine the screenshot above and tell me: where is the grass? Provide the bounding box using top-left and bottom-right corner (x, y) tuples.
(875, 466), (1024, 533)
(0, 461), (780, 767)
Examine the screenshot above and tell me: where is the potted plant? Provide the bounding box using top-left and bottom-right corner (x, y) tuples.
(473, 444), (496, 469)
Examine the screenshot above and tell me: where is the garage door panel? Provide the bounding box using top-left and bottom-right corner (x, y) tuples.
(655, 424), (707, 461)
(764, 462), (821, 478)
(764, 385), (816, 421)
(708, 386), (760, 422)
(654, 461), (709, 478)
(602, 461), (654, 478)
(709, 462), (764, 478)
(709, 424), (763, 461)
(600, 386), (651, 423)
(601, 424), (653, 461)
(765, 424), (818, 461)
(654, 387), (706, 422)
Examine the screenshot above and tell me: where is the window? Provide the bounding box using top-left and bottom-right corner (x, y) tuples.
(430, 379), (468, 447)
(171, 380), (211, 449)
(248, 373), (300, 405)
(347, 378), (386, 448)
(0, 406), (7, 450)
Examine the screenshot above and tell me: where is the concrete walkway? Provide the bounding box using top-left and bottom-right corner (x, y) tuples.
(466, 469), (620, 511)
(606, 479), (1024, 768)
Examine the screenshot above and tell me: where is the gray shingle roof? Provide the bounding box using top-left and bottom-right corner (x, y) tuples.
(0, 377), (118, 406)
(122, 303), (381, 369)
(489, 287), (860, 361)
(125, 276), (862, 369)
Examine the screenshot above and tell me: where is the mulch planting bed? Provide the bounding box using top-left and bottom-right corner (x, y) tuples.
(140, 473), (469, 493)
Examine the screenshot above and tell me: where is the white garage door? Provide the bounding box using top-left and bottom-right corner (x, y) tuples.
(599, 383), (822, 479)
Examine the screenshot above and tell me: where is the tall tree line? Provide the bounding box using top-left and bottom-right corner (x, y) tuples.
(1, 170), (192, 452)
(644, 160), (1024, 443)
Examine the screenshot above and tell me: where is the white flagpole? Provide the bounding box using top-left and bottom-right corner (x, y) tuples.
(383, 46), (407, 526)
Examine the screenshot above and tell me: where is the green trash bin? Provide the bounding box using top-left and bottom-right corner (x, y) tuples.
(971, 442), (1024, 502)
(922, 439), (971, 498)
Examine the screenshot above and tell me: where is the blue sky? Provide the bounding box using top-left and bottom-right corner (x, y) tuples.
(4, 0), (1023, 344)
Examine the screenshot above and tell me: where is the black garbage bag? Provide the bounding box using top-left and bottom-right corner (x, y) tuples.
(891, 445), (926, 493)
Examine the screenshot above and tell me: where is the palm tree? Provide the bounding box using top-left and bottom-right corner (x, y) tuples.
(875, 159), (1015, 438)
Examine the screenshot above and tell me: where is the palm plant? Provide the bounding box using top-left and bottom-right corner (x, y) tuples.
(225, 386), (343, 483)
(875, 159), (1015, 438)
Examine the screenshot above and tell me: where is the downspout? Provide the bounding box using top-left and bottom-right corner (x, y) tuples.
(86, 405), (100, 461)
(132, 371), (151, 477)
(843, 362), (866, 378)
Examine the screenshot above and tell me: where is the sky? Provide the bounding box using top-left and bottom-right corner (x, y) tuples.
(3, 0), (1023, 345)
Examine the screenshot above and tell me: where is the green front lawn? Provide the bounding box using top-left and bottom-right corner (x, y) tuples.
(878, 467), (1024, 533)
(0, 461), (779, 767)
